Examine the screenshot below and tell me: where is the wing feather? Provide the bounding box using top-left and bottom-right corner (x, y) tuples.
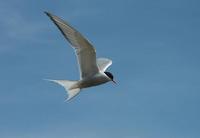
(45, 12), (99, 79)
(97, 58), (112, 72)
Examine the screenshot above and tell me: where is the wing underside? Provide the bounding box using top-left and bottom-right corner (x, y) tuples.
(45, 12), (99, 79)
(97, 58), (112, 72)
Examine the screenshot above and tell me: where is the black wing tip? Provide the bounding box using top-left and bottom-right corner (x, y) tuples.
(44, 11), (52, 17)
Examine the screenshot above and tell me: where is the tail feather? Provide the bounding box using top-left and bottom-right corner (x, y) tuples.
(65, 88), (80, 101)
(45, 79), (80, 101)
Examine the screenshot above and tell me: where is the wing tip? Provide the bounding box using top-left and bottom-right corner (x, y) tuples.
(44, 11), (52, 17)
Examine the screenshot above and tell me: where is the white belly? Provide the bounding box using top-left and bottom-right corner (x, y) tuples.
(78, 73), (110, 88)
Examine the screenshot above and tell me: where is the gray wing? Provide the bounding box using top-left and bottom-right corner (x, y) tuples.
(97, 58), (112, 72)
(45, 12), (99, 79)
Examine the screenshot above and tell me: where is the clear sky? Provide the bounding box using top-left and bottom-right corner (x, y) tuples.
(0, 0), (200, 138)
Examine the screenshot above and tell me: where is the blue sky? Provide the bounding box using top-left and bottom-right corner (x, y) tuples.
(0, 0), (200, 138)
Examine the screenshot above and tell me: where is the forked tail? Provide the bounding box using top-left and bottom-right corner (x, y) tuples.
(45, 79), (80, 101)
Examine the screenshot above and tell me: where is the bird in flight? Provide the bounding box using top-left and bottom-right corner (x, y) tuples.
(45, 12), (116, 101)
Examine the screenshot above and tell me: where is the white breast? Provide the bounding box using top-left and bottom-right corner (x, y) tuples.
(78, 72), (110, 88)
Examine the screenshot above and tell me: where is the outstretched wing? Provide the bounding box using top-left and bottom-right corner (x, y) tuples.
(45, 12), (99, 79)
(97, 58), (112, 72)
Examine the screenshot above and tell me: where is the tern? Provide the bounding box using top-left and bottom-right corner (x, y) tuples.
(45, 12), (116, 101)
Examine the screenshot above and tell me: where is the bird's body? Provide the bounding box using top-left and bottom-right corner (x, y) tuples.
(77, 72), (110, 89)
(45, 12), (115, 101)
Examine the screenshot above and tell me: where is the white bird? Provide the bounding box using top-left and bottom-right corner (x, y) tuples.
(45, 12), (116, 101)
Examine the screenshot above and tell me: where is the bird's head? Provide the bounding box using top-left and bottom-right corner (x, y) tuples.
(104, 71), (116, 84)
